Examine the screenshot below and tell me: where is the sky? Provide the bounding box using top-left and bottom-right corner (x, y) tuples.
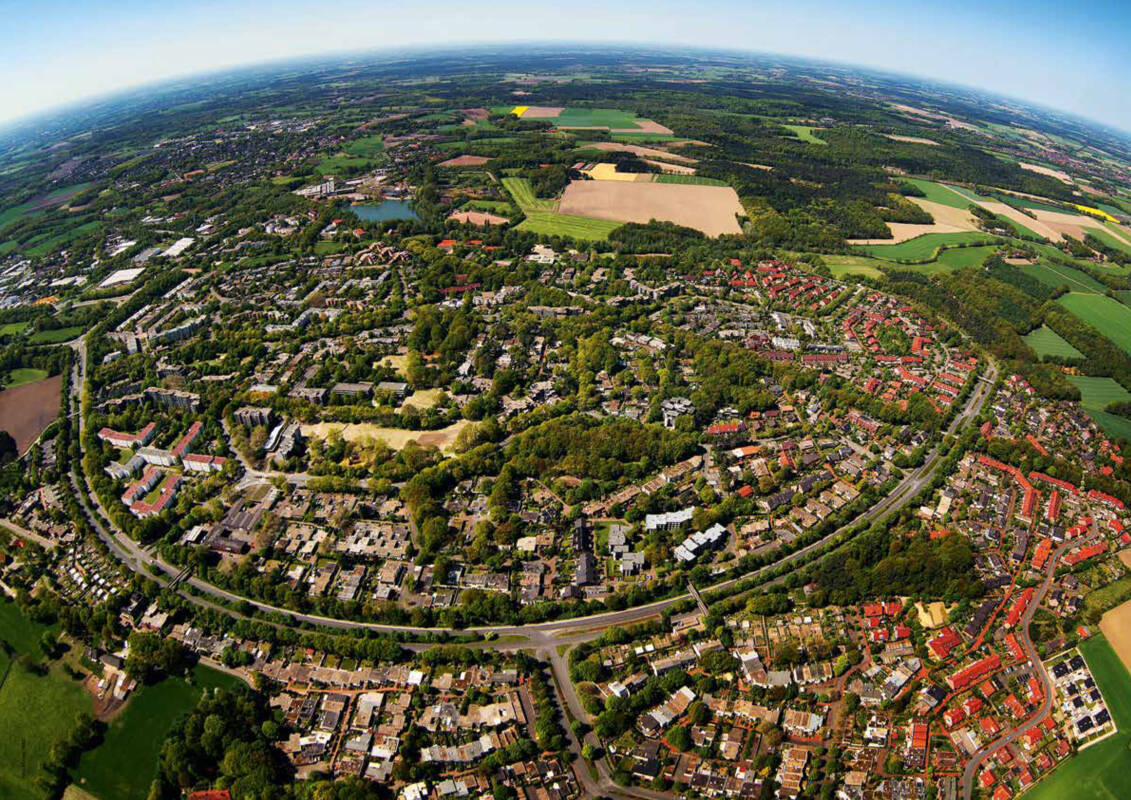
(1, 0), (1129, 130)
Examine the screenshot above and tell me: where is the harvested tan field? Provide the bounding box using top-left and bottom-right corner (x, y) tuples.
(437, 154), (491, 168)
(1100, 598), (1131, 673)
(1030, 208), (1131, 246)
(460, 107), (489, 120)
(741, 162), (773, 171)
(402, 388), (447, 410)
(448, 210), (509, 226)
(847, 198), (978, 245)
(301, 419), (469, 455)
(0, 374), (62, 453)
(1118, 549), (1131, 569)
(885, 134), (940, 146)
(558, 180), (744, 237)
(518, 106), (564, 118)
(978, 201), (1064, 241)
(582, 141), (697, 163)
(1020, 162), (1073, 184)
(558, 119), (674, 135)
(644, 159), (695, 175)
(582, 163), (652, 182)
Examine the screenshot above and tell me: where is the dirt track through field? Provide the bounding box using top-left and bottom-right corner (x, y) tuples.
(558, 180), (743, 236)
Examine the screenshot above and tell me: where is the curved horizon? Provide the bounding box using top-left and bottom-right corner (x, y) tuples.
(1, 0), (1129, 134)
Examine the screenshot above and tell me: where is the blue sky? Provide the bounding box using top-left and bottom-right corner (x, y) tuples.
(1, 0), (1128, 130)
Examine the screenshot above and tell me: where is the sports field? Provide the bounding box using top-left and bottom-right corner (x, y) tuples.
(72, 665), (241, 800)
(853, 232), (996, 261)
(1026, 636), (1131, 800)
(1017, 261), (1106, 293)
(1023, 325), (1084, 360)
(1068, 375), (1131, 440)
(1058, 292), (1131, 355)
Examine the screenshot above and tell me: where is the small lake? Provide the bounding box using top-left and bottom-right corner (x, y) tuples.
(351, 200), (419, 222)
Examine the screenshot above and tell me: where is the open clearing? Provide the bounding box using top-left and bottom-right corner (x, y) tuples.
(903, 179), (1060, 240)
(578, 141), (697, 163)
(781, 124), (826, 144)
(1023, 325), (1084, 360)
(0, 321), (29, 338)
(1058, 292), (1131, 355)
(447, 210), (509, 227)
(1026, 636), (1131, 800)
(1020, 161), (1073, 183)
(884, 134), (939, 146)
(557, 180), (744, 237)
(0, 373), (62, 453)
(302, 419), (470, 454)
(28, 325), (84, 344)
(501, 177), (556, 212)
(72, 665), (241, 800)
(1101, 602), (1131, 672)
(1067, 375), (1131, 441)
(401, 388), (447, 410)
(644, 159), (695, 175)
(822, 254), (886, 280)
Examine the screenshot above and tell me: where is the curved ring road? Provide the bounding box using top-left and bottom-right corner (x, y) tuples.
(66, 334), (996, 643)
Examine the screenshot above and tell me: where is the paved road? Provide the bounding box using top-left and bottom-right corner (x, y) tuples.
(68, 328), (995, 643)
(0, 518), (59, 551)
(959, 532), (1093, 800)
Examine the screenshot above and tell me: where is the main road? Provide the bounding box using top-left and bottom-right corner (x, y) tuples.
(66, 328), (996, 642)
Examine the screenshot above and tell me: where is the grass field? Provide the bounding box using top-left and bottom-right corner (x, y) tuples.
(24, 221), (103, 258)
(0, 601), (88, 800)
(654, 174), (728, 186)
(610, 133), (677, 143)
(4, 368), (49, 388)
(1068, 375), (1131, 440)
(501, 177), (557, 212)
(1023, 325), (1084, 360)
(1017, 261), (1107, 293)
(302, 419), (471, 455)
(853, 232), (996, 261)
(72, 665), (241, 800)
(1058, 292), (1131, 355)
(516, 211), (623, 241)
(28, 326), (84, 344)
(1025, 636), (1131, 800)
(901, 178), (972, 209)
(781, 124), (827, 144)
(1089, 225), (1131, 256)
(822, 254), (886, 280)
(0, 321), (28, 338)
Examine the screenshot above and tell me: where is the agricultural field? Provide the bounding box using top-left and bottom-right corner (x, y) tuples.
(501, 177), (557, 212)
(316, 135), (387, 175)
(1023, 325), (1084, 360)
(654, 174), (728, 186)
(71, 666), (242, 800)
(515, 211), (623, 241)
(852, 232), (996, 261)
(901, 178), (972, 209)
(557, 179), (744, 237)
(1026, 636), (1131, 800)
(1067, 376), (1131, 440)
(1057, 292), (1131, 355)
(1016, 261), (1107, 293)
(0, 373), (63, 453)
